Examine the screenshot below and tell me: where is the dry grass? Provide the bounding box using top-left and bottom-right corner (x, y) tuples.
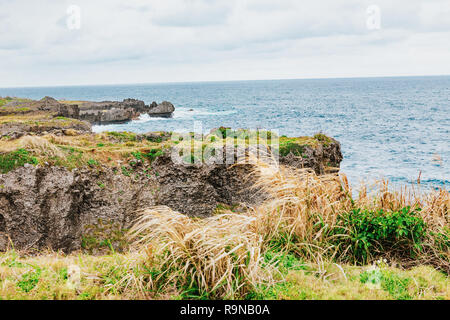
(128, 206), (274, 299)
(18, 136), (65, 158)
(128, 152), (448, 299)
(245, 153), (449, 269)
(246, 154), (352, 246)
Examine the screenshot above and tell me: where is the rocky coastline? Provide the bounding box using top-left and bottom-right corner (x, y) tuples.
(0, 96), (175, 139)
(0, 96), (343, 253)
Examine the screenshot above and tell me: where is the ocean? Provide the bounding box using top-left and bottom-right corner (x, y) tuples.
(1, 76), (449, 190)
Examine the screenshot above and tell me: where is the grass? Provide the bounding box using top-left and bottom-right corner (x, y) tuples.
(0, 148), (38, 174)
(128, 206), (273, 299)
(0, 134), (448, 300)
(0, 133), (172, 172)
(0, 97), (31, 109)
(0, 250), (447, 300)
(0, 130), (334, 172)
(122, 153), (448, 299)
(0, 113), (87, 128)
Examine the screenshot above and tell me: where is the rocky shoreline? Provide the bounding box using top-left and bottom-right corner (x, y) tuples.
(0, 96), (175, 139)
(0, 96), (343, 253)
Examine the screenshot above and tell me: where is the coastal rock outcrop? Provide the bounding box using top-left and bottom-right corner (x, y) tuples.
(0, 135), (342, 253)
(57, 104), (80, 119)
(0, 157), (259, 253)
(148, 101), (175, 117)
(0, 96), (176, 129)
(78, 99), (175, 123)
(0, 165), (157, 253)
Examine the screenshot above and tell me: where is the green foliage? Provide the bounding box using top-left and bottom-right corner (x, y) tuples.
(121, 166), (131, 176)
(17, 268), (41, 293)
(0, 149), (38, 174)
(59, 268), (68, 280)
(264, 249), (306, 275)
(360, 267), (383, 286)
(334, 206), (427, 263)
(313, 133), (332, 146)
(132, 149), (163, 162)
(14, 107), (30, 112)
(381, 272), (411, 300)
(0, 98), (11, 107)
(211, 127), (276, 142)
(360, 266), (412, 300)
(279, 139), (306, 157)
(107, 131), (137, 142)
(87, 159), (98, 166)
(247, 282), (295, 300)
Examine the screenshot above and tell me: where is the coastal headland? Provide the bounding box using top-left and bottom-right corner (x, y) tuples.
(0, 96), (342, 253)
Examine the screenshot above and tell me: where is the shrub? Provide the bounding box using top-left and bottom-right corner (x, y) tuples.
(333, 207), (427, 263)
(245, 152), (448, 271)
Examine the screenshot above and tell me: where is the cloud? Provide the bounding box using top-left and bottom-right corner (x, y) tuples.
(150, 0), (233, 27)
(0, 0), (449, 87)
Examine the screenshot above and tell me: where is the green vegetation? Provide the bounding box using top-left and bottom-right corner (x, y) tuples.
(107, 131), (137, 142)
(333, 207), (428, 264)
(17, 268), (42, 293)
(132, 149), (164, 162)
(0, 97), (15, 108)
(277, 135), (326, 157)
(81, 220), (128, 255)
(0, 122), (447, 300)
(279, 138), (307, 157)
(0, 248), (447, 300)
(313, 133), (332, 146)
(0, 149), (38, 174)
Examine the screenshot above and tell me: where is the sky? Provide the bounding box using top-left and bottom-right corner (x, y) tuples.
(1, 0), (450, 87)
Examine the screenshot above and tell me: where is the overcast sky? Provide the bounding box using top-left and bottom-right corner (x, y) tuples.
(1, 0), (450, 87)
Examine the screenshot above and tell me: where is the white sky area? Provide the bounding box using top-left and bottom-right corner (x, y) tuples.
(1, 0), (450, 87)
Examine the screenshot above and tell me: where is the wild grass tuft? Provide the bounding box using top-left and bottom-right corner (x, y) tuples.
(128, 206), (274, 299)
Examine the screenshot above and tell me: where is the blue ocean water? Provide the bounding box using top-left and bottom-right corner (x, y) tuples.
(1, 76), (449, 189)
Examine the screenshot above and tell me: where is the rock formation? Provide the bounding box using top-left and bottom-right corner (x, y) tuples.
(0, 96), (176, 127)
(0, 135), (342, 253)
(148, 101), (175, 118)
(78, 99), (175, 123)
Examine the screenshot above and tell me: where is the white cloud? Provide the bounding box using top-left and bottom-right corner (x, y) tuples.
(0, 0), (449, 87)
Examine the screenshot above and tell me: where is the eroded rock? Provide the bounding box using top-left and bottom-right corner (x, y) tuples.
(0, 136), (342, 253)
(148, 101), (175, 118)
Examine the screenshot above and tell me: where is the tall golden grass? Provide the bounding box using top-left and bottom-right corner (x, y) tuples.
(128, 152), (449, 298)
(18, 136), (65, 158)
(128, 206), (274, 299)
(247, 154), (448, 269)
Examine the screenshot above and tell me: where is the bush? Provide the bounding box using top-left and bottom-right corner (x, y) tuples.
(333, 206), (427, 263)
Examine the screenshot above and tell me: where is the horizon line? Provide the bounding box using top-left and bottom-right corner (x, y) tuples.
(1, 74), (450, 90)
